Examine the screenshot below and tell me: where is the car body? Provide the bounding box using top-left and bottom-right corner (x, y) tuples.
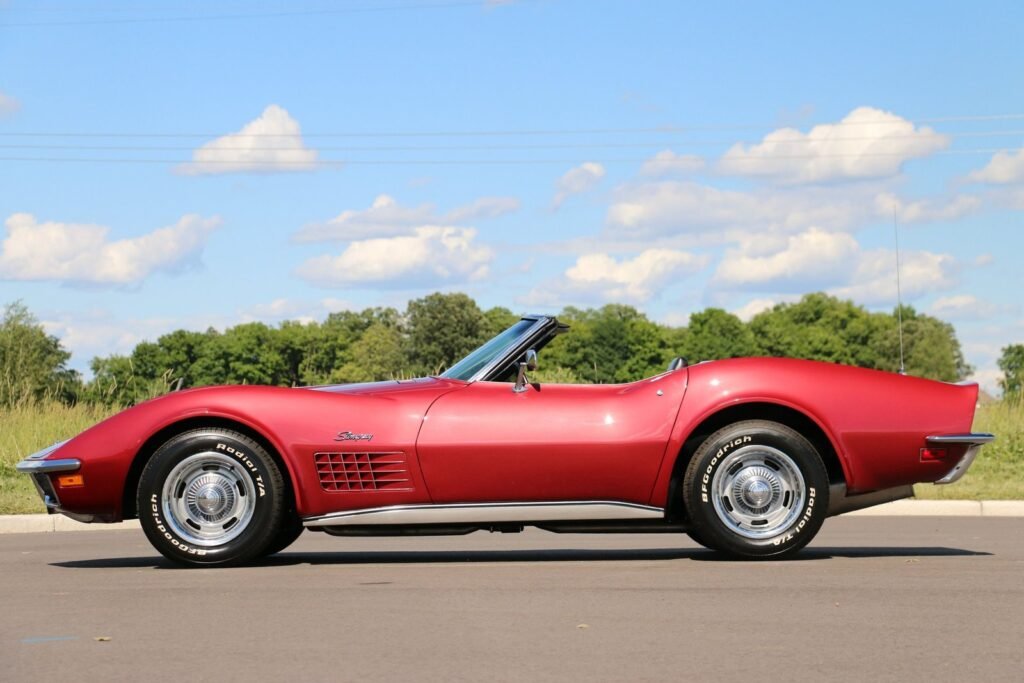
(18, 314), (993, 565)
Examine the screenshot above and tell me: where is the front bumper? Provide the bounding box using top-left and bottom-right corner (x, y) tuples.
(927, 433), (995, 485)
(16, 457), (83, 516)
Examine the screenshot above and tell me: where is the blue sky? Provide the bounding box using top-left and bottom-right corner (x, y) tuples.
(1, 0), (1022, 392)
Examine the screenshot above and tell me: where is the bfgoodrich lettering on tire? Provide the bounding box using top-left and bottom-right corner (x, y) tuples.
(137, 428), (286, 567)
(682, 420), (829, 559)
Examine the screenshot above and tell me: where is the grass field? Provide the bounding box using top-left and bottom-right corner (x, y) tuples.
(1, 399), (1022, 515)
(0, 402), (117, 515)
(913, 398), (1024, 500)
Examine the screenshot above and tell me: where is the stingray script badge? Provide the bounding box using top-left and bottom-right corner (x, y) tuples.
(334, 430), (374, 442)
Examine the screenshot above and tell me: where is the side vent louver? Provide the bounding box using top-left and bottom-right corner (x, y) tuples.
(314, 452), (412, 492)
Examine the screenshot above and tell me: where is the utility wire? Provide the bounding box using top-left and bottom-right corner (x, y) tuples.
(0, 130), (1020, 152)
(0, 148), (1006, 166)
(3, 116), (1023, 139)
(0, 0), (505, 27)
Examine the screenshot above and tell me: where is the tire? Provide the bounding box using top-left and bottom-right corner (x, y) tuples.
(682, 420), (829, 559)
(263, 513), (304, 557)
(137, 428), (286, 567)
(684, 528), (715, 551)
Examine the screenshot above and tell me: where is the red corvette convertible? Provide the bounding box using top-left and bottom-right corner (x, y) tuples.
(18, 314), (992, 566)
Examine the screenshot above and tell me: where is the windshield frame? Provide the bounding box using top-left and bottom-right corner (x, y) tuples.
(440, 315), (554, 382)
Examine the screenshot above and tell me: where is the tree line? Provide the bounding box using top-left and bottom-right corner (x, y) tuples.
(2, 292), (1019, 409)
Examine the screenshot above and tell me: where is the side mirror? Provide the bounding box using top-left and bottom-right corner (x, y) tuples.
(513, 349), (538, 393)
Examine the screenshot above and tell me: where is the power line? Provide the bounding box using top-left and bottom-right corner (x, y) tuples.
(0, 129), (1020, 153)
(0, 0), (505, 27)
(0, 148), (1005, 166)
(2, 116), (1023, 139)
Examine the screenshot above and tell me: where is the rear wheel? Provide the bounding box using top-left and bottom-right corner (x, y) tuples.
(138, 428), (286, 566)
(682, 420), (828, 559)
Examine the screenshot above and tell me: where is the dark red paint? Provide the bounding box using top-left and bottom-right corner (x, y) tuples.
(40, 357), (978, 521)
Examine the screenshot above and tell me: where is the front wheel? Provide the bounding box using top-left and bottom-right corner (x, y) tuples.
(263, 513), (304, 557)
(682, 420), (829, 559)
(138, 428), (286, 566)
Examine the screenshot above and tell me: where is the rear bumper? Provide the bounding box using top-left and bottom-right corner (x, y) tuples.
(927, 433), (995, 485)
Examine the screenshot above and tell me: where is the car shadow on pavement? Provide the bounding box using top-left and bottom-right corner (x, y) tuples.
(50, 545), (990, 569)
(689, 546), (992, 562)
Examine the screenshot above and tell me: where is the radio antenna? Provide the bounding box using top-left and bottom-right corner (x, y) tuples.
(893, 208), (906, 375)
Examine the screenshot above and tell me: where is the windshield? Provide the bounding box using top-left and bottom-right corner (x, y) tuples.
(440, 319), (537, 381)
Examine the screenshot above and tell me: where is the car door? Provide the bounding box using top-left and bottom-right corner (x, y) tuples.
(415, 374), (687, 505)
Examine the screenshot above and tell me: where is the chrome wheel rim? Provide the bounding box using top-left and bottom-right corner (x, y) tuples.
(161, 452), (257, 547)
(710, 445), (805, 540)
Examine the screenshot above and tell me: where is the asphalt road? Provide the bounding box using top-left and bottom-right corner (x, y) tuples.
(2, 517), (1022, 683)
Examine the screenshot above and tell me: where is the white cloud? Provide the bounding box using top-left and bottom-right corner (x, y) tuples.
(960, 318), (1024, 397)
(298, 226), (493, 288)
(968, 368), (1004, 398)
(522, 249), (709, 305)
(606, 181), (870, 240)
(238, 297), (353, 324)
(993, 186), (1024, 210)
(732, 298), (782, 322)
(830, 249), (958, 305)
(444, 196), (520, 224)
(177, 104), (318, 175)
(713, 228), (860, 290)
(658, 310), (693, 327)
(928, 294), (999, 321)
(0, 213), (221, 286)
(711, 226), (959, 305)
(968, 148), (1024, 184)
(294, 194), (519, 242)
(874, 192), (981, 223)
(553, 162), (606, 209)
(43, 309), (244, 370)
(0, 90), (20, 117)
(42, 311), (172, 364)
(43, 297), (353, 374)
(639, 150), (705, 178)
(718, 106), (949, 184)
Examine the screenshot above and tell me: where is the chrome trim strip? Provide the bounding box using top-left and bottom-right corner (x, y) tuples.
(303, 500), (665, 528)
(24, 439), (69, 461)
(926, 433), (995, 445)
(28, 472), (62, 513)
(927, 433), (995, 485)
(16, 458), (82, 474)
(466, 315), (552, 383)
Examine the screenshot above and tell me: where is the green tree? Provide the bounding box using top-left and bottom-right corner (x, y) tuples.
(481, 306), (519, 338)
(868, 306), (971, 381)
(745, 294), (969, 381)
(749, 294), (869, 365)
(334, 322), (406, 382)
(542, 304), (669, 383)
(0, 301), (80, 406)
(189, 322), (287, 386)
(998, 344), (1024, 398)
(86, 354), (172, 407)
(299, 308), (398, 385)
(154, 328), (215, 386)
(681, 308), (758, 361)
(405, 292), (485, 374)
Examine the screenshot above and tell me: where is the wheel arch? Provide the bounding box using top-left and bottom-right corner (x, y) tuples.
(665, 401), (847, 521)
(121, 416), (299, 520)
